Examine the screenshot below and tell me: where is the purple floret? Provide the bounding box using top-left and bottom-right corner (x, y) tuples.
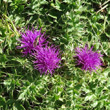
(17, 28), (46, 56)
(33, 45), (61, 75)
(75, 45), (102, 72)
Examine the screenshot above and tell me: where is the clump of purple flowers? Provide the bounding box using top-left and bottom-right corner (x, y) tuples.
(17, 28), (46, 56)
(33, 45), (61, 75)
(75, 45), (102, 72)
(17, 27), (61, 75)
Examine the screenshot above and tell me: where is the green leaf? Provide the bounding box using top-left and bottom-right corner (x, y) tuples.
(18, 83), (33, 100)
(13, 102), (25, 110)
(91, 101), (98, 108)
(102, 68), (110, 77)
(0, 96), (6, 107)
(3, 0), (12, 2)
(48, 14), (57, 19)
(85, 94), (96, 101)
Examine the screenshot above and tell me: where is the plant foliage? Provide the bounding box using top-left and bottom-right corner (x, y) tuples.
(0, 0), (110, 109)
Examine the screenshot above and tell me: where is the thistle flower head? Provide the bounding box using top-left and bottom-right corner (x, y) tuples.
(17, 28), (46, 56)
(75, 45), (102, 72)
(33, 45), (61, 75)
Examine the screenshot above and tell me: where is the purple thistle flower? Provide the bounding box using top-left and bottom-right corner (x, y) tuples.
(17, 27), (46, 56)
(33, 45), (61, 75)
(75, 45), (102, 72)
